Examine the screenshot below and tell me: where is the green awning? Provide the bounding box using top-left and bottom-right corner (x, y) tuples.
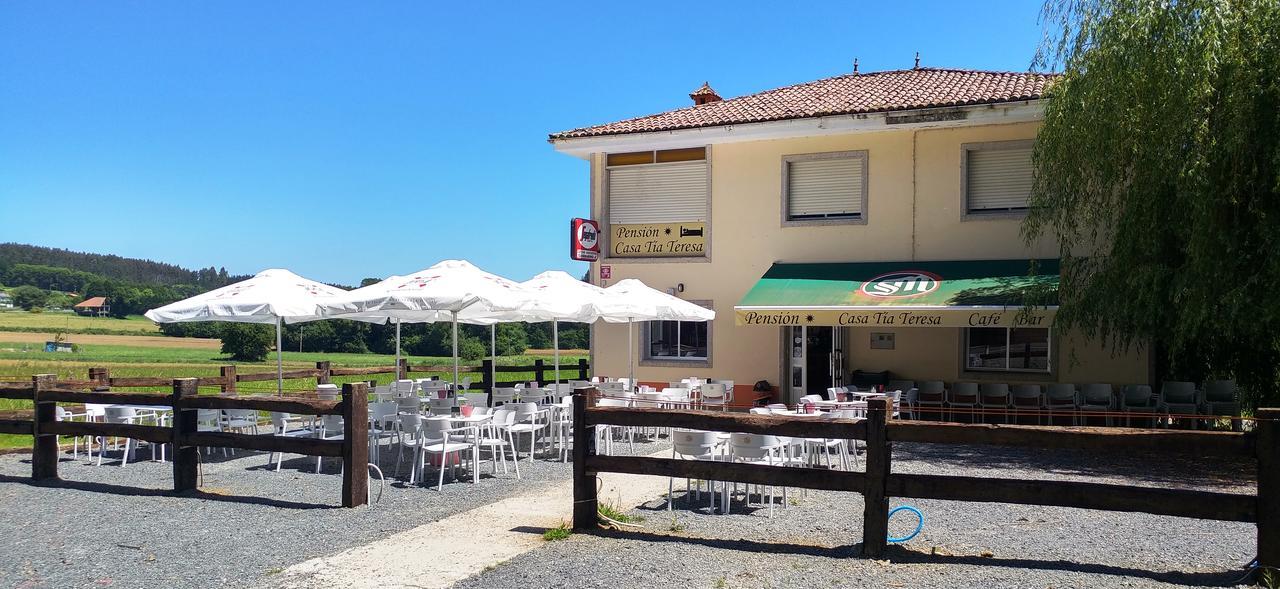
(735, 259), (1058, 328)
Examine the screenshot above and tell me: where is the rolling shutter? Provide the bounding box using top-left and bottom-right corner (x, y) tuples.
(608, 161), (707, 224)
(787, 156), (864, 218)
(966, 146), (1033, 212)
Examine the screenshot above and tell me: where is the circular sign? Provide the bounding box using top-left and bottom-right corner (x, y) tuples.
(860, 271), (942, 298)
(576, 222), (598, 249)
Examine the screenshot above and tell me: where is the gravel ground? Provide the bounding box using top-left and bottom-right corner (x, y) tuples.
(455, 442), (1259, 589)
(0, 434), (1259, 589)
(0, 432), (628, 589)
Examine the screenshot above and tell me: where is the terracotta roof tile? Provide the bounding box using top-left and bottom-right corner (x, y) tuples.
(550, 68), (1058, 140)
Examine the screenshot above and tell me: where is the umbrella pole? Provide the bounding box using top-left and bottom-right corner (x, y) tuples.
(490, 324), (496, 393)
(395, 319), (402, 380)
(553, 320), (560, 385)
(452, 311), (460, 394)
(276, 317), (283, 395)
(628, 318), (634, 391)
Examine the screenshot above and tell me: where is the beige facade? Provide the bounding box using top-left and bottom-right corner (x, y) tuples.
(564, 110), (1147, 402)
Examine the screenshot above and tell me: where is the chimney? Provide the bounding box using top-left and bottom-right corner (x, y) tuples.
(689, 82), (722, 106)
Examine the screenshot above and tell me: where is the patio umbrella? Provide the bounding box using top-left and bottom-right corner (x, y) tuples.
(602, 279), (715, 388)
(516, 271), (608, 385)
(144, 268), (348, 394)
(320, 260), (532, 392)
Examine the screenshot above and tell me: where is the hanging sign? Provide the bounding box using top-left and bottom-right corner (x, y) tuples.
(610, 222), (705, 257)
(570, 218), (600, 261)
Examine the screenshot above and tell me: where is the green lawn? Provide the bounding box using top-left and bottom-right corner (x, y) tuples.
(0, 310), (160, 335)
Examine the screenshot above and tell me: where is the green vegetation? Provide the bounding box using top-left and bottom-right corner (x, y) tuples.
(0, 339), (588, 447)
(9, 285), (49, 310)
(220, 324), (273, 361)
(541, 521), (572, 541)
(1029, 0), (1280, 408)
(0, 310), (160, 335)
(597, 500), (635, 524)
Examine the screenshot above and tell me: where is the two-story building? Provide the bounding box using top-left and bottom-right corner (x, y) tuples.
(550, 67), (1148, 404)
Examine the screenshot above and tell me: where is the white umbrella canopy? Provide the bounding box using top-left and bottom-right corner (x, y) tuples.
(601, 279), (715, 387)
(320, 260), (535, 389)
(513, 270), (610, 384)
(144, 268), (348, 393)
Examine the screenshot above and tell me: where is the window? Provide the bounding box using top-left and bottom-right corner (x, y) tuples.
(963, 140), (1034, 216)
(607, 148), (708, 224)
(782, 151), (867, 224)
(645, 320), (709, 361)
(965, 327), (1050, 373)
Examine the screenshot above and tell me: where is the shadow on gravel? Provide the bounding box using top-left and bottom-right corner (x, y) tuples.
(582, 527), (860, 558)
(886, 545), (1249, 586)
(0, 473), (336, 510)
(893, 442), (1255, 490)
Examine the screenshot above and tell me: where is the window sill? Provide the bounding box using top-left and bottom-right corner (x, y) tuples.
(961, 210), (1028, 222)
(641, 358), (711, 369)
(782, 216), (867, 228)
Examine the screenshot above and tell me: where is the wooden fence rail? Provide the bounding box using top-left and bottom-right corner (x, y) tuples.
(5, 375), (369, 507)
(573, 392), (1277, 575)
(24, 359), (592, 394)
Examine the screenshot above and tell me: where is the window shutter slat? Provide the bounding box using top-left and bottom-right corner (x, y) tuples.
(787, 157), (864, 218)
(967, 147), (1033, 212)
(608, 161), (707, 224)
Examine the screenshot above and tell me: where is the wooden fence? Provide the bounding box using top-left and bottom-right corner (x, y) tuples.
(572, 393), (1277, 574)
(39, 358), (591, 392)
(0, 375), (370, 507)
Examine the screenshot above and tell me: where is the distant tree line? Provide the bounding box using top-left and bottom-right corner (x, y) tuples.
(163, 320), (589, 361)
(0, 243), (244, 287)
(0, 263), (204, 316)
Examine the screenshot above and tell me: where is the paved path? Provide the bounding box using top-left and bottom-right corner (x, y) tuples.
(268, 453), (671, 589)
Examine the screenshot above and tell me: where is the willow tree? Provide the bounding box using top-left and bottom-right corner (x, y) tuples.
(1025, 0), (1280, 409)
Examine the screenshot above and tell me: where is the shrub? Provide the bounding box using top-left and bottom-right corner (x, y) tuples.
(10, 285), (49, 310)
(220, 323), (273, 361)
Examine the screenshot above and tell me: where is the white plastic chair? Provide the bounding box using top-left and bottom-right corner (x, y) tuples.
(417, 419), (477, 491)
(728, 433), (790, 517)
(266, 412), (318, 471)
(98, 407), (153, 466)
(506, 402), (548, 461)
(669, 429), (724, 512)
(491, 387), (518, 407)
(1011, 384), (1044, 425)
(477, 409), (520, 478)
(700, 383), (728, 410)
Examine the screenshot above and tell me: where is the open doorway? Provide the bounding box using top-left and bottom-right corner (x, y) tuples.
(787, 326), (846, 401)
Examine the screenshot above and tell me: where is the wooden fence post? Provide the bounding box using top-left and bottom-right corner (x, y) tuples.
(88, 367), (109, 389)
(316, 361), (332, 385)
(1257, 408), (1279, 579)
(220, 365), (237, 394)
(31, 374), (58, 481)
(578, 358), (589, 381)
(397, 358), (408, 380)
(572, 390), (598, 530)
(171, 378), (199, 492)
(481, 358), (493, 391)
(862, 396), (891, 557)
(534, 359), (545, 386)
(341, 382), (369, 508)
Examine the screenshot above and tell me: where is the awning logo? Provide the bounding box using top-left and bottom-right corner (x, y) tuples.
(860, 271), (942, 298)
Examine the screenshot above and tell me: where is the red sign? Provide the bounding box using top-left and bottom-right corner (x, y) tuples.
(600, 265), (611, 280)
(570, 218), (600, 261)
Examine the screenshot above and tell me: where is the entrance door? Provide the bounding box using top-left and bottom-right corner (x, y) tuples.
(788, 326), (846, 401)
(807, 326), (845, 397)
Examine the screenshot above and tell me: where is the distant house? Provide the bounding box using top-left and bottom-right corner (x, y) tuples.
(74, 296), (110, 317)
(0, 292), (11, 309)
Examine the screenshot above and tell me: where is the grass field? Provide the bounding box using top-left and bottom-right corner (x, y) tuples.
(0, 338), (588, 448)
(0, 310), (160, 335)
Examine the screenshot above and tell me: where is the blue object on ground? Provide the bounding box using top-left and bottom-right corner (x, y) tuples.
(886, 505), (924, 543)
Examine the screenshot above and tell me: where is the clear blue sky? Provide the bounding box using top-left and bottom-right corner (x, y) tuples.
(0, 1), (1045, 286)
